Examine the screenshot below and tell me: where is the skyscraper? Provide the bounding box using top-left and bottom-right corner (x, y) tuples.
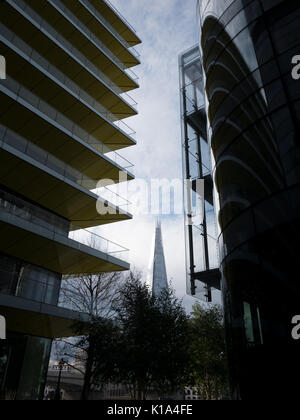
(186, 0), (300, 400)
(151, 221), (168, 297)
(0, 0), (140, 400)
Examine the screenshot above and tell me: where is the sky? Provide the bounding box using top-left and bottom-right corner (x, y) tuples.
(97, 0), (200, 311)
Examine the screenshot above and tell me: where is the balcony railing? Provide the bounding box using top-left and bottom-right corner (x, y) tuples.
(103, 0), (138, 36)
(0, 22), (138, 122)
(79, 0), (140, 62)
(50, 0), (139, 82)
(182, 78), (205, 116)
(0, 267), (110, 314)
(0, 76), (135, 170)
(68, 228), (129, 262)
(10, 0), (138, 97)
(0, 125), (132, 213)
(0, 268), (60, 306)
(0, 193), (130, 263)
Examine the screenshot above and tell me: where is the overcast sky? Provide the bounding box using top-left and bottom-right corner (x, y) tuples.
(98, 0), (200, 310)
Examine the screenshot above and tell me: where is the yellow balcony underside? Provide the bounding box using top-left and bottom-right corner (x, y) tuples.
(0, 295), (90, 338)
(2, 0), (138, 93)
(0, 212), (130, 275)
(0, 91), (135, 179)
(0, 146), (131, 229)
(95, 0), (142, 47)
(0, 49), (136, 145)
(62, 0), (140, 68)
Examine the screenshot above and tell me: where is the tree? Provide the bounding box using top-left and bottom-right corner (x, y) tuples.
(111, 272), (190, 400)
(52, 271), (125, 400)
(59, 272), (123, 319)
(73, 316), (120, 400)
(58, 271), (191, 400)
(188, 304), (229, 400)
(151, 289), (190, 397)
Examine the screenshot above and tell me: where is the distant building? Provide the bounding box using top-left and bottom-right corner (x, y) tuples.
(150, 221), (169, 296)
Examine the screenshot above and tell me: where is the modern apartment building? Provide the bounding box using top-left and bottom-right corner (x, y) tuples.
(179, 45), (220, 303)
(0, 0), (140, 400)
(183, 0), (300, 399)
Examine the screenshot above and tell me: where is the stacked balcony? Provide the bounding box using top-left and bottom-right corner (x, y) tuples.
(0, 0), (140, 337)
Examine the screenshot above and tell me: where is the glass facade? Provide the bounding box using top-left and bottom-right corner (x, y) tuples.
(0, 253), (61, 307)
(179, 46), (220, 302)
(0, 187), (63, 399)
(197, 0), (300, 399)
(0, 333), (51, 400)
(0, 187), (70, 238)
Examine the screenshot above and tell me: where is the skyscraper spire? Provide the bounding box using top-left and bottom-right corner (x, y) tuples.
(151, 220), (168, 296)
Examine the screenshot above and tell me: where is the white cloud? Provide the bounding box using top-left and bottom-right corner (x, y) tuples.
(98, 0), (199, 302)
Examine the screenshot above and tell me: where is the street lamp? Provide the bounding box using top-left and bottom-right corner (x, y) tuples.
(53, 359), (65, 400)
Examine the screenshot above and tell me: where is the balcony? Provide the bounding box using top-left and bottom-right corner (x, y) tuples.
(49, 0), (140, 70)
(0, 76), (136, 151)
(1, 45), (137, 139)
(73, 0), (141, 67)
(5, 0), (139, 93)
(192, 269), (221, 291)
(0, 77), (136, 180)
(0, 293), (90, 338)
(0, 196), (130, 275)
(0, 128), (132, 228)
(0, 25), (138, 142)
(181, 59), (206, 132)
(0, 22), (137, 120)
(98, 0), (142, 47)
(22, 0), (140, 90)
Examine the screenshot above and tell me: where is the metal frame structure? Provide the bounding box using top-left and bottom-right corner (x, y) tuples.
(179, 45), (220, 303)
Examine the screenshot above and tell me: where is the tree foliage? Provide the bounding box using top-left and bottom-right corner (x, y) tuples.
(83, 272), (190, 400)
(151, 289), (190, 397)
(61, 271), (229, 401)
(59, 272), (124, 318)
(51, 272), (125, 400)
(188, 304), (229, 400)
(73, 316), (121, 400)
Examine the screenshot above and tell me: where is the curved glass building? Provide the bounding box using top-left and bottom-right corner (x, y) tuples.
(197, 0), (300, 399)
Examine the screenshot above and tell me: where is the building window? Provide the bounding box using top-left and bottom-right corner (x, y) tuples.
(243, 301), (264, 346)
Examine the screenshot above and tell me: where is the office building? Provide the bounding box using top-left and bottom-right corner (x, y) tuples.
(0, 0), (140, 400)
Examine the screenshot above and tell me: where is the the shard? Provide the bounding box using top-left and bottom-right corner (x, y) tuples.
(151, 221), (169, 296)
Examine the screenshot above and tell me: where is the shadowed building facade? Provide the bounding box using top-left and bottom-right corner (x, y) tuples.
(0, 0), (140, 400)
(196, 0), (300, 399)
